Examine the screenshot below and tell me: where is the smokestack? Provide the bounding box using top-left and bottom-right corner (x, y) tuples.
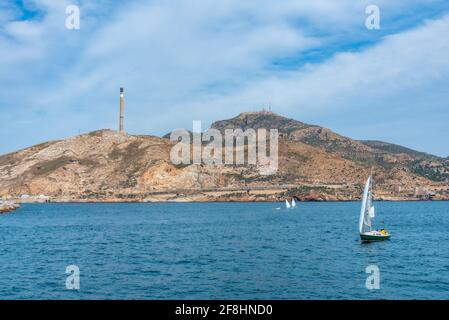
(119, 87), (124, 133)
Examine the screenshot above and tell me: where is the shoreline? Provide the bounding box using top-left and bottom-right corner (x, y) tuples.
(7, 183), (448, 204)
(15, 198), (449, 204)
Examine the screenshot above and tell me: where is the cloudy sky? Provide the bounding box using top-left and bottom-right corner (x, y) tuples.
(1, 0), (449, 156)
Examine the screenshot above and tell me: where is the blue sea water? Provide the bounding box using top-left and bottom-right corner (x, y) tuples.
(0, 201), (448, 300)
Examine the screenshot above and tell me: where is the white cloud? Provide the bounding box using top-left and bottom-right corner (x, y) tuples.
(180, 15), (449, 155)
(0, 0), (448, 156)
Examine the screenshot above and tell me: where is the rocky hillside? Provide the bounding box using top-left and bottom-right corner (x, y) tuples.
(214, 112), (449, 182)
(0, 112), (448, 202)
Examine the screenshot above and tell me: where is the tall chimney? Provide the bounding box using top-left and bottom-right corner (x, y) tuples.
(119, 87), (124, 133)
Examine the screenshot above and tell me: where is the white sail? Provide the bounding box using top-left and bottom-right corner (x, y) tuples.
(365, 187), (373, 230)
(285, 200), (291, 208)
(291, 198), (296, 207)
(359, 176), (372, 233)
(369, 206), (375, 218)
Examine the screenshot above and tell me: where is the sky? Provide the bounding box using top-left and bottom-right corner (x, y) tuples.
(1, 0), (449, 157)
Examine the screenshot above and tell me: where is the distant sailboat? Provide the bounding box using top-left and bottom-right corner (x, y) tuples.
(285, 200), (291, 209)
(359, 176), (390, 242)
(291, 198), (297, 208)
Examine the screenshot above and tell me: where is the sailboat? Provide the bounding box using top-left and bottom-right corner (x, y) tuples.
(359, 176), (390, 242)
(291, 198), (297, 208)
(285, 200), (291, 209)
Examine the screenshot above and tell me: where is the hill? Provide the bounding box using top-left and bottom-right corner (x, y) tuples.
(0, 112), (448, 202)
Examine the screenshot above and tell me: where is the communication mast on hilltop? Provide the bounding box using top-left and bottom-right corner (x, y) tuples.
(261, 101), (272, 113)
(119, 87), (125, 133)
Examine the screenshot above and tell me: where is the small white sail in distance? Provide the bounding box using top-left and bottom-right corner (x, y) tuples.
(359, 176), (373, 234)
(291, 198), (297, 207)
(285, 200), (291, 209)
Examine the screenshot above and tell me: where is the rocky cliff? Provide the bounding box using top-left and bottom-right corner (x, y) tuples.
(1, 112), (448, 202)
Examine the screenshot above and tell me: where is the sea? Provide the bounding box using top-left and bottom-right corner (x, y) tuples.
(0, 201), (448, 299)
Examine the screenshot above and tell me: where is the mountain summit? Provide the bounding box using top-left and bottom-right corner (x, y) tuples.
(211, 111), (312, 134)
(0, 112), (448, 202)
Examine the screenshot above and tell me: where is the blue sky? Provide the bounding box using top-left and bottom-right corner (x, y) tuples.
(1, 0), (449, 157)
